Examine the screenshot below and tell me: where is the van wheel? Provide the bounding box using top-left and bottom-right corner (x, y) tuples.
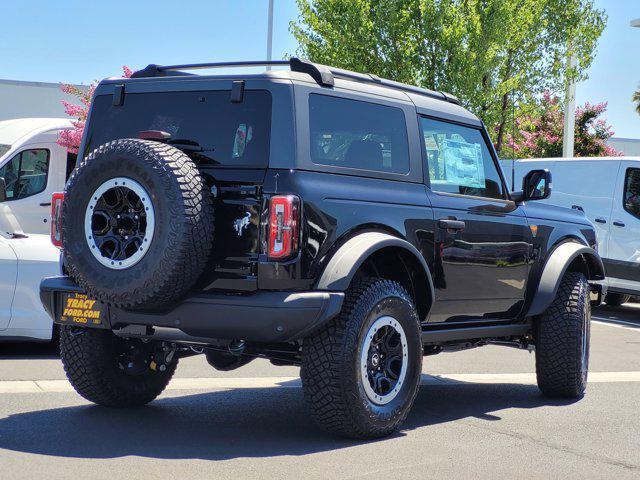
(605, 292), (630, 306)
(59, 326), (177, 407)
(301, 278), (422, 439)
(535, 272), (590, 398)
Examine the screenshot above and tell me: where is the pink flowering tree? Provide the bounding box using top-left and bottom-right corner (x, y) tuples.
(501, 91), (621, 159)
(58, 66), (133, 153)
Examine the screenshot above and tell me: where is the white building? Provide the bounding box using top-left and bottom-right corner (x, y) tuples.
(0, 79), (88, 122)
(608, 137), (640, 156)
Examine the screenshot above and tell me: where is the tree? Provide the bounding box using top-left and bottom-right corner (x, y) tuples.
(633, 85), (640, 116)
(291, 0), (606, 153)
(502, 91), (621, 158)
(57, 66), (132, 153)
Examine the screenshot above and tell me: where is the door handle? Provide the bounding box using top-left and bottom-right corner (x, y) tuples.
(594, 217), (606, 224)
(39, 202), (51, 207)
(613, 221), (625, 227)
(438, 219), (466, 231)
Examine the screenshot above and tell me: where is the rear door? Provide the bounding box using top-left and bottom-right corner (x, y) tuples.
(606, 161), (640, 293)
(85, 83), (282, 292)
(421, 117), (533, 324)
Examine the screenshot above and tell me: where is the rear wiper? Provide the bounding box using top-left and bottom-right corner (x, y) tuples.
(137, 131), (214, 152)
(167, 138), (215, 153)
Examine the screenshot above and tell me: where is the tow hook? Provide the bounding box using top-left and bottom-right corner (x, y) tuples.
(150, 343), (177, 372)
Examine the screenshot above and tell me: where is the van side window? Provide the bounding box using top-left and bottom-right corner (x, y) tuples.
(420, 117), (505, 199)
(309, 94), (410, 174)
(0, 149), (49, 200)
(623, 168), (640, 219)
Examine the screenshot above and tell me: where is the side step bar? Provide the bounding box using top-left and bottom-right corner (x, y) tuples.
(422, 323), (530, 345)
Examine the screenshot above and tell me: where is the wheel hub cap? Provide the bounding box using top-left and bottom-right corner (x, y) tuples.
(84, 177), (155, 270)
(360, 316), (408, 405)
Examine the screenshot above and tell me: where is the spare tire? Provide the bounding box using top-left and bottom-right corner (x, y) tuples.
(62, 139), (214, 310)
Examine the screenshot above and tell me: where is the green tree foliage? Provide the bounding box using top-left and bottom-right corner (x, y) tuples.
(291, 0), (606, 153)
(633, 85), (640, 116)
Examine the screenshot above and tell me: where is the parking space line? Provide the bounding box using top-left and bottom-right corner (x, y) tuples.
(1, 371), (640, 394)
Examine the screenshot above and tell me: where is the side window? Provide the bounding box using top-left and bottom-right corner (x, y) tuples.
(0, 149), (49, 200)
(309, 94), (410, 174)
(623, 168), (640, 219)
(420, 117), (505, 199)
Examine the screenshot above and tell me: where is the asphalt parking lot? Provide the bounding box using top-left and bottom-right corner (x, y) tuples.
(0, 305), (639, 480)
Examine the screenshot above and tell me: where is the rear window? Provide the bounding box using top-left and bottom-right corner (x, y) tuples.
(309, 94), (409, 174)
(86, 90), (271, 167)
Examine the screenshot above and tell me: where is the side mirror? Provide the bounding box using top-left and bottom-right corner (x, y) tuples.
(0, 177), (6, 202)
(512, 169), (552, 202)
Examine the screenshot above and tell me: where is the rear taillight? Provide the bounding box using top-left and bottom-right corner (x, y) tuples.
(268, 195), (300, 259)
(51, 192), (65, 248)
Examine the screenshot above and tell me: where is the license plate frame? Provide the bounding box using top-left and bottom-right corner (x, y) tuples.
(57, 292), (108, 329)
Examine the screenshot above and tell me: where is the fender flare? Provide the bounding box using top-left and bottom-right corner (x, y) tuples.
(315, 231), (435, 299)
(526, 242), (604, 317)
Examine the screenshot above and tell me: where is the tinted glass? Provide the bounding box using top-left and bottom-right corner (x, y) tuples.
(624, 168), (640, 219)
(86, 90), (272, 167)
(421, 117), (504, 199)
(309, 94), (409, 174)
(0, 148), (49, 200)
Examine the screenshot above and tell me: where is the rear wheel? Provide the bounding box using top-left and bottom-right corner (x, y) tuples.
(301, 278), (422, 439)
(604, 292), (630, 307)
(535, 272), (590, 398)
(59, 326), (177, 407)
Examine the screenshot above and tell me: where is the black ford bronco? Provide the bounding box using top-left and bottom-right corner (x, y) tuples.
(40, 58), (605, 439)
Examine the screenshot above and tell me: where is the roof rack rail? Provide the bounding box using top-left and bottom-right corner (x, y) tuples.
(131, 57), (459, 105)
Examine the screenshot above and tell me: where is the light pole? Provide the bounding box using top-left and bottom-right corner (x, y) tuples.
(266, 0), (274, 70)
(562, 52), (577, 158)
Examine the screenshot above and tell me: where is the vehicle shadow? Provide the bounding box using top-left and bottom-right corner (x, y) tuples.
(593, 304), (640, 327)
(0, 378), (579, 461)
(0, 342), (59, 359)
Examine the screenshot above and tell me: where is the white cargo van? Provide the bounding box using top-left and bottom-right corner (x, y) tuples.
(0, 118), (74, 234)
(504, 157), (640, 305)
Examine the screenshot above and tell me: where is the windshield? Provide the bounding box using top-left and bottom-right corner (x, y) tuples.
(0, 144), (11, 159)
(85, 90), (272, 168)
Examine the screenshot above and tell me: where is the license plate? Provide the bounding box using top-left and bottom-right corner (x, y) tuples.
(58, 292), (107, 328)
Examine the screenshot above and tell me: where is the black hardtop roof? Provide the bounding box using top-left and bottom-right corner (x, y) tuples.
(130, 57), (461, 107)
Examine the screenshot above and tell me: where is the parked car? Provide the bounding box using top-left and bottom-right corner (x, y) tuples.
(0, 118), (75, 234)
(504, 157), (639, 306)
(0, 203), (60, 342)
(41, 58), (603, 439)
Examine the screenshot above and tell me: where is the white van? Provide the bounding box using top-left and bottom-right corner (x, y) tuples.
(503, 157), (640, 305)
(0, 118), (74, 233)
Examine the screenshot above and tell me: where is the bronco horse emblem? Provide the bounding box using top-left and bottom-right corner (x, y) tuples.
(233, 212), (252, 236)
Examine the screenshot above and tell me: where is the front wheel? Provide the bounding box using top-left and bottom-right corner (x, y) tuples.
(60, 326), (177, 407)
(301, 278), (422, 439)
(535, 272), (590, 398)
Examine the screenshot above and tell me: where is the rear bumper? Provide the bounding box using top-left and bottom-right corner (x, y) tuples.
(40, 276), (344, 343)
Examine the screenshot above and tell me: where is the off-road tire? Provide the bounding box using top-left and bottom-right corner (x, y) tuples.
(535, 272), (590, 398)
(62, 139), (214, 310)
(301, 278), (422, 439)
(59, 326), (176, 407)
(604, 292), (630, 307)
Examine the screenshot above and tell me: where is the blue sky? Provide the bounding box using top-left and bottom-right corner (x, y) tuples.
(2, 0), (639, 138)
